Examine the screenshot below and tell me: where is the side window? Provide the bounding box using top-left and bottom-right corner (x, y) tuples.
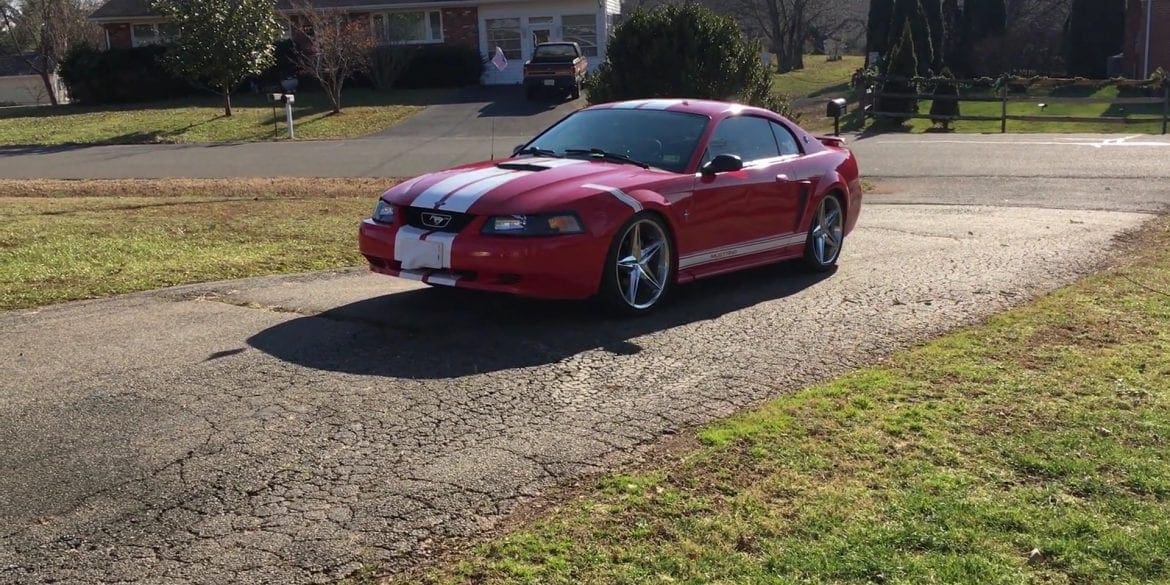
(770, 121), (802, 156)
(703, 116), (780, 165)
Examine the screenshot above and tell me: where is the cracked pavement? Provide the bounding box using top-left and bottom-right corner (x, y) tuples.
(3, 136), (1169, 584)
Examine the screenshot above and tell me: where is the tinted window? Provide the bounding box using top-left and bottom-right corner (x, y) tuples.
(704, 116), (780, 165)
(526, 109), (710, 173)
(770, 121), (802, 156)
(532, 44), (578, 61)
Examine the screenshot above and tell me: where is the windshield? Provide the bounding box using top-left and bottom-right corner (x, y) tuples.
(532, 44), (578, 61)
(524, 109), (710, 173)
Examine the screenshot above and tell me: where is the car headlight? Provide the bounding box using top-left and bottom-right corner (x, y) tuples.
(372, 199), (395, 224)
(481, 212), (585, 236)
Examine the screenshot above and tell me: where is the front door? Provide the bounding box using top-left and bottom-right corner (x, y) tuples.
(526, 16), (554, 60)
(678, 115), (799, 273)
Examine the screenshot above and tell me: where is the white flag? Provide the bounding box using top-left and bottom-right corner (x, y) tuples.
(491, 46), (508, 71)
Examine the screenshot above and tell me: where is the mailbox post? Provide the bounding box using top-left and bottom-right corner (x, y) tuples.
(826, 98), (847, 137)
(270, 93), (296, 140)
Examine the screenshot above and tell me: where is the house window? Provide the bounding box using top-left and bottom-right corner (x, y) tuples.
(373, 10), (442, 44)
(486, 18), (521, 60)
(131, 23), (178, 47)
(562, 14), (598, 57)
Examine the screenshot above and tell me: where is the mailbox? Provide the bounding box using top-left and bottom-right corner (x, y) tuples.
(826, 98), (848, 137)
(826, 98), (847, 118)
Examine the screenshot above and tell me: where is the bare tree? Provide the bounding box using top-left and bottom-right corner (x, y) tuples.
(286, 0), (374, 114)
(0, 0), (101, 105)
(733, 0), (858, 73)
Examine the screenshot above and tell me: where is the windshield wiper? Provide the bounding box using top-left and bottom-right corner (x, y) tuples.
(514, 146), (562, 157)
(564, 148), (650, 169)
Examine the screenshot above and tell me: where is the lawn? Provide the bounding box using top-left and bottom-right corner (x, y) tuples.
(879, 85), (1168, 134)
(772, 54), (865, 99)
(0, 179), (391, 310)
(0, 89), (427, 146)
(404, 217), (1170, 584)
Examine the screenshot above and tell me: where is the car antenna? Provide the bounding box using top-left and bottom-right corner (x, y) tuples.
(490, 117), (496, 160)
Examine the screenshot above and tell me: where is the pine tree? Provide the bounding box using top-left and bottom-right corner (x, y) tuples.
(941, 0), (962, 73)
(888, 0), (934, 75)
(1063, 0), (1126, 78)
(878, 22), (919, 124)
(866, 0), (896, 60)
(921, 0), (944, 71)
(957, 0), (1006, 75)
(960, 0), (1006, 44)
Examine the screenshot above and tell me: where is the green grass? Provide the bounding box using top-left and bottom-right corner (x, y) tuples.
(0, 179), (390, 310)
(407, 219), (1170, 584)
(881, 86), (1168, 134)
(772, 54), (865, 99)
(0, 89), (428, 146)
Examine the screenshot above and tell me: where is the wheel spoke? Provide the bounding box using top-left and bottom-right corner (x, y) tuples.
(815, 233), (826, 261)
(825, 210), (841, 228)
(631, 223), (642, 260)
(618, 255), (639, 269)
(640, 240), (663, 262)
(638, 264), (662, 291)
(626, 264), (641, 304)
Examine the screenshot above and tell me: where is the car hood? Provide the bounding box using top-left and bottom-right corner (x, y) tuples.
(384, 157), (676, 214)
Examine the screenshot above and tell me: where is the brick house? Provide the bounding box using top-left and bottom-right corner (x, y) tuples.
(1123, 0), (1170, 78)
(89, 0), (621, 85)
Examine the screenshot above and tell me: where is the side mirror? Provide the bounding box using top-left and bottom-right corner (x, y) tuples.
(826, 98), (847, 118)
(701, 154), (743, 175)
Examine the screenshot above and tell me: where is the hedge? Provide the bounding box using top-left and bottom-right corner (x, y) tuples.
(59, 45), (193, 104)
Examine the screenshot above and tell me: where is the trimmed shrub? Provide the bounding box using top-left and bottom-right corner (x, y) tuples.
(394, 45), (483, 88)
(366, 45), (418, 90)
(59, 45), (192, 104)
(929, 68), (960, 130)
(583, 3), (792, 116)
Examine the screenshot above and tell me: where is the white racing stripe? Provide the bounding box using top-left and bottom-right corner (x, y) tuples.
(679, 233), (807, 270)
(438, 170), (535, 212)
(424, 271), (461, 286)
(582, 183), (643, 212)
(411, 167), (513, 209)
(423, 231), (457, 268)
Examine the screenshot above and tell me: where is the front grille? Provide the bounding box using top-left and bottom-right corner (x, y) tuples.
(403, 207), (475, 233)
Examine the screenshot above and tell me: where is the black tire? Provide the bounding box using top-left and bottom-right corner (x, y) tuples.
(599, 213), (674, 316)
(570, 79), (581, 100)
(801, 193), (845, 272)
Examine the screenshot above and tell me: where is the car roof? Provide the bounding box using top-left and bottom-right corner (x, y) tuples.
(583, 99), (776, 118)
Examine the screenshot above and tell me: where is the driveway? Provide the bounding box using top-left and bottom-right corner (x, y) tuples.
(0, 87), (585, 180)
(1, 139), (1167, 584)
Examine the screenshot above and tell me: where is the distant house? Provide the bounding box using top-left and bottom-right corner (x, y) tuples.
(0, 55), (69, 106)
(1122, 0), (1170, 79)
(88, 0), (621, 85)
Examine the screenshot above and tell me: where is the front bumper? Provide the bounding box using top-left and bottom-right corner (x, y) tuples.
(358, 219), (608, 300)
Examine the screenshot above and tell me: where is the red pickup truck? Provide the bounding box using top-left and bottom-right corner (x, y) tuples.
(523, 42), (588, 101)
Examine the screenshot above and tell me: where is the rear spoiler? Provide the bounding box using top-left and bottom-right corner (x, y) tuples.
(816, 135), (847, 148)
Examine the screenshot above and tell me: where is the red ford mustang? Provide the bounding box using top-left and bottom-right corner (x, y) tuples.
(359, 98), (862, 314)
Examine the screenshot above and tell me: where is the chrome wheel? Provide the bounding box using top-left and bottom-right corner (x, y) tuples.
(615, 218), (671, 310)
(809, 195), (844, 265)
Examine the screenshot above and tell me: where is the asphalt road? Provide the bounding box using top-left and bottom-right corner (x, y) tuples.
(2, 132), (1168, 583)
